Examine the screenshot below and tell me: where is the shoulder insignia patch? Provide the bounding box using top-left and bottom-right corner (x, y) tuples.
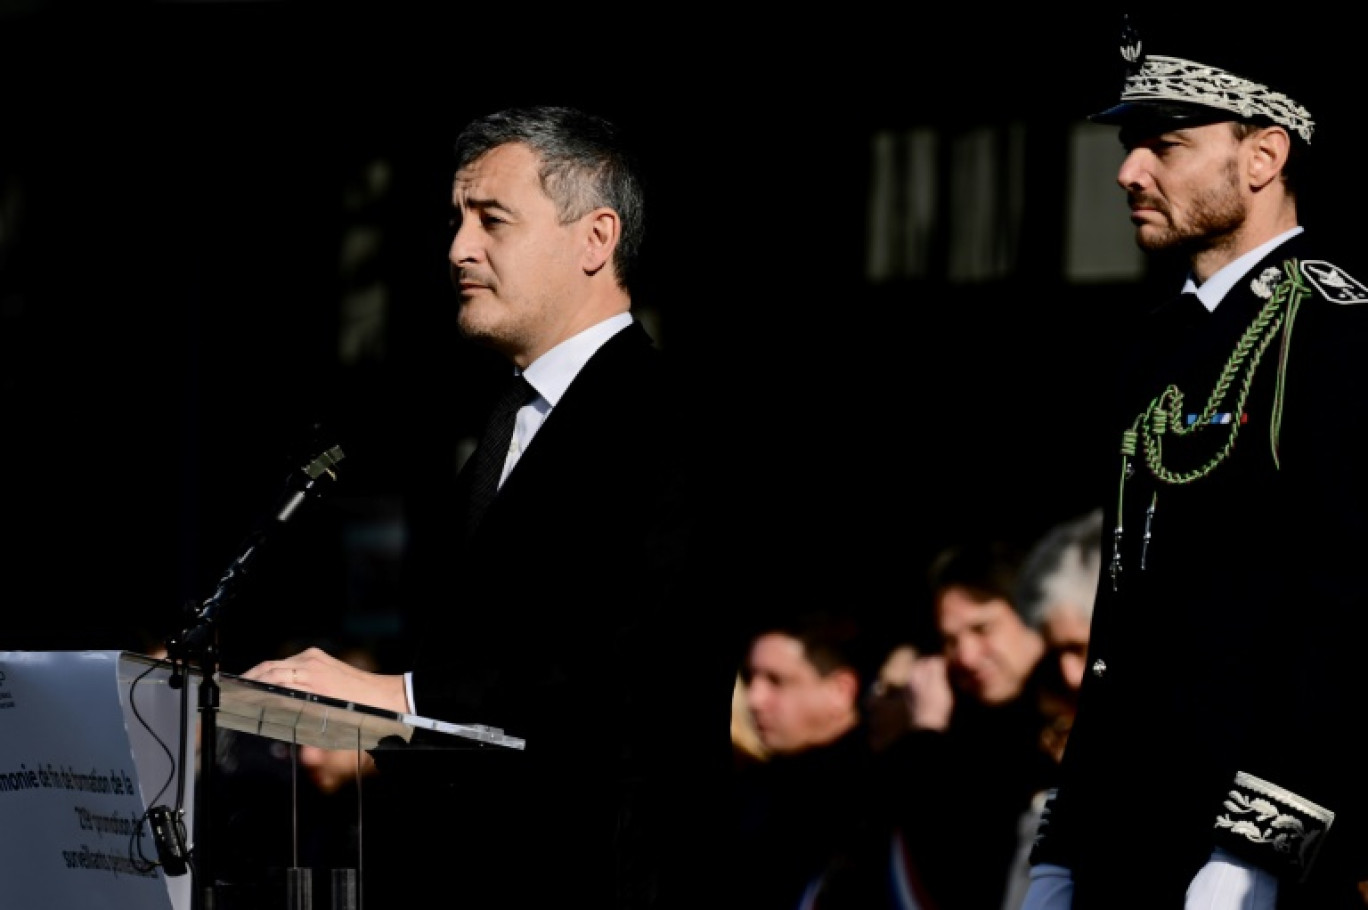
(1301, 260), (1368, 305)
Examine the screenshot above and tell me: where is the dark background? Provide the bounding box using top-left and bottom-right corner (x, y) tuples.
(1, 4), (1355, 667)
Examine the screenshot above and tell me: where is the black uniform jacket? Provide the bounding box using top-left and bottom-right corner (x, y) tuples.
(371, 319), (746, 910)
(1031, 233), (1368, 909)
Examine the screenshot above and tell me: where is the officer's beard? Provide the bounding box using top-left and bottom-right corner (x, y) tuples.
(1136, 156), (1247, 260)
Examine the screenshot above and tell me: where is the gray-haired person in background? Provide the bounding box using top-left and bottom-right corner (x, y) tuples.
(1017, 508), (1103, 713)
(1001, 508), (1102, 910)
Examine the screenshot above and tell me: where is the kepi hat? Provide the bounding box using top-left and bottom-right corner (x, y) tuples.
(1089, 14), (1315, 145)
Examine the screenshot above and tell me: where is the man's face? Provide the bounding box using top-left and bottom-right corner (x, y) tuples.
(448, 142), (583, 365)
(936, 586), (1043, 706)
(1115, 121), (1248, 255)
(1040, 606), (1091, 693)
(743, 633), (855, 756)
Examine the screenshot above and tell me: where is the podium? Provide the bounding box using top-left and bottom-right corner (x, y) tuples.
(0, 651), (524, 910)
(212, 663), (526, 753)
(210, 658), (526, 910)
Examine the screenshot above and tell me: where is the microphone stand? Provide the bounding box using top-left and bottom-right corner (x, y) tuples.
(162, 444), (345, 910)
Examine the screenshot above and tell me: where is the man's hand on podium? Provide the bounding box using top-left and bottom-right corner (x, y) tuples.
(241, 647), (410, 715)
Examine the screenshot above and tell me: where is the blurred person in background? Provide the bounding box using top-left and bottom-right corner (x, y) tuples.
(1015, 508), (1103, 761)
(729, 608), (894, 910)
(732, 672), (768, 769)
(1000, 510), (1102, 910)
(880, 538), (1055, 910)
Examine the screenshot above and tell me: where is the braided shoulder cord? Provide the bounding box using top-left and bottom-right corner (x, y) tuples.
(1107, 259), (1309, 590)
(1140, 308), (1281, 484)
(1269, 261), (1310, 467)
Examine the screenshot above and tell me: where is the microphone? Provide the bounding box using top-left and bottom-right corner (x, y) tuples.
(272, 444), (346, 524)
(196, 443), (345, 623)
(168, 444), (345, 657)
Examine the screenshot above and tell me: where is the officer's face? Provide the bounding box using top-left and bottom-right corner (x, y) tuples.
(1114, 121), (1248, 256)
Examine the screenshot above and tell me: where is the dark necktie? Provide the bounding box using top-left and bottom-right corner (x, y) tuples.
(464, 373), (535, 538)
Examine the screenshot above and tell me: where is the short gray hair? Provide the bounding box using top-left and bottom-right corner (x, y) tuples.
(453, 105), (646, 293)
(1016, 508), (1104, 629)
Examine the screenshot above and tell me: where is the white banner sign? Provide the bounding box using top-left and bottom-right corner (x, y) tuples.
(0, 650), (197, 910)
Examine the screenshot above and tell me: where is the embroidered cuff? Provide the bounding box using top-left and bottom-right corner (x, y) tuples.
(1213, 771), (1334, 882)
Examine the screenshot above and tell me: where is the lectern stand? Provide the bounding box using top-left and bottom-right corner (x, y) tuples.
(203, 659), (526, 910)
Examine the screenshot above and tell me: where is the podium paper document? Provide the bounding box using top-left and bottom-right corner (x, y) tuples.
(0, 650), (198, 910)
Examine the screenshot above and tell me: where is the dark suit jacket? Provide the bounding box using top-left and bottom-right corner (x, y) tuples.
(728, 724), (884, 910)
(880, 665), (1059, 910)
(371, 319), (745, 910)
(1032, 233), (1368, 908)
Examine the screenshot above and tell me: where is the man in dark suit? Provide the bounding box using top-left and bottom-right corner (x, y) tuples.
(244, 105), (743, 910)
(1023, 14), (1368, 910)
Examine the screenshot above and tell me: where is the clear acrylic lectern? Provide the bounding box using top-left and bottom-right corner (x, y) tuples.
(127, 652), (526, 910)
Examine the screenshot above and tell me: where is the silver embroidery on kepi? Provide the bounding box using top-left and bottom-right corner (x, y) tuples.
(1301, 260), (1368, 305)
(1115, 55), (1315, 144)
(1108, 14), (1314, 144)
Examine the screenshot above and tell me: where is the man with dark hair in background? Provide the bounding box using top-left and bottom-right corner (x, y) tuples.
(881, 539), (1057, 910)
(730, 608), (890, 910)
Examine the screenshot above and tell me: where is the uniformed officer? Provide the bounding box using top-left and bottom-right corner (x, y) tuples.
(1023, 13), (1368, 910)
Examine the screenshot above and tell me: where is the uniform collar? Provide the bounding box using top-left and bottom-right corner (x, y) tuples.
(1182, 226), (1304, 312)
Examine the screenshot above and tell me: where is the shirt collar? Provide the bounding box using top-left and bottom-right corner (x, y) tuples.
(1182, 226), (1303, 312)
(519, 312), (633, 407)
